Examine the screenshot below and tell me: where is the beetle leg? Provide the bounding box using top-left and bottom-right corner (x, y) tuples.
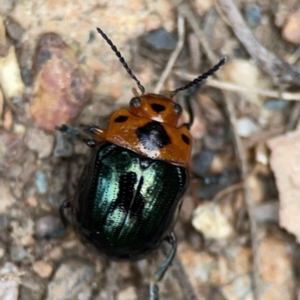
(34, 199), (72, 240)
(60, 199), (72, 227)
(80, 124), (107, 140)
(56, 124), (100, 148)
(149, 232), (177, 300)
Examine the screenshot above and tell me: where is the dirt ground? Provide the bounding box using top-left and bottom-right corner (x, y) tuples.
(1, 0), (300, 299)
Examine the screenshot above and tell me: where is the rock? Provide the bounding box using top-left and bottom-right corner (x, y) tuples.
(46, 246), (63, 261)
(264, 99), (290, 111)
(10, 246), (27, 262)
(33, 261), (53, 278)
(141, 28), (177, 52)
(3, 109), (13, 130)
(117, 286), (137, 300)
(192, 202), (233, 240)
(192, 150), (215, 177)
(220, 274), (253, 300)
(19, 272), (45, 300)
(47, 260), (94, 300)
(53, 130), (74, 157)
(0, 46), (25, 99)
(10, 219), (34, 247)
(258, 232), (296, 300)
(34, 171), (48, 194)
(30, 33), (92, 132)
(34, 215), (62, 239)
(0, 263), (20, 300)
(0, 179), (15, 213)
(244, 3), (261, 27)
(282, 9), (300, 44)
(254, 202), (279, 223)
(237, 117), (259, 137)
(0, 129), (24, 170)
(24, 127), (54, 158)
(4, 16), (24, 41)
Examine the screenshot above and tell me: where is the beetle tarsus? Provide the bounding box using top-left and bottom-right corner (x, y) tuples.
(149, 232), (177, 300)
(56, 124), (99, 147)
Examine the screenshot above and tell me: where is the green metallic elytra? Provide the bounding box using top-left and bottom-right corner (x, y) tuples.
(71, 142), (188, 260)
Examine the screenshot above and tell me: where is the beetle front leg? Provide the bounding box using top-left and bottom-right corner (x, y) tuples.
(80, 124), (107, 141)
(149, 232), (177, 300)
(56, 124), (100, 148)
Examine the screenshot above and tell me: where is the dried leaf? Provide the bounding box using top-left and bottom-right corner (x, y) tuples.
(268, 130), (300, 243)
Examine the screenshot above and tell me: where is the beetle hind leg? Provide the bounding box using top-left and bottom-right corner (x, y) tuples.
(149, 232), (177, 300)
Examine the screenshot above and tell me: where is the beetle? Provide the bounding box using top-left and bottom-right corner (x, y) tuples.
(57, 27), (226, 300)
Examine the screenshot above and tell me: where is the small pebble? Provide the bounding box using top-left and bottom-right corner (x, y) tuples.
(192, 202), (233, 240)
(30, 33), (92, 132)
(0, 179), (14, 213)
(117, 286), (137, 300)
(47, 260), (94, 300)
(26, 196), (38, 207)
(35, 171), (48, 194)
(10, 246), (27, 262)
(47, 246), (63, 261)
(0, 46), (25, 99)
(264, 98), (290, 111)
(24, 127), (54, 158)
(237, 117), (259, 137)
(141, 28), (176, 51)
(53, 130), (74, 157)
(33, 260), (53, 278)
(13, 124), (26, 137)
(0, 263), (20, 300)
(255, 202), (279, 223)
(0, 129), (24, 169)
(3, 109), (13, 130)
(19, 272), (45, 300)
(244, 3), (261, 27)
(192, 150), (215, 177)
(282, 8), (300, 44)
(4, 16), (24, 41)
(34, 215), (62, 239)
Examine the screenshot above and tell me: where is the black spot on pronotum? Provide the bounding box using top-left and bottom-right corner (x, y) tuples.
(114, 116), (128, 123)
(136, 121), (171, 150)
(181, 134), (190, 145)
(151, 103), (165, 113)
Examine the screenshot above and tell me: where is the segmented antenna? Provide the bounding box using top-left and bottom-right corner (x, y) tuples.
(96, 28), (145, 94)
(170, 57), (227, 98)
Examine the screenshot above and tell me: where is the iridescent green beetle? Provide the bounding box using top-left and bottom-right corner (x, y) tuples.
(58, 28), (225, 300)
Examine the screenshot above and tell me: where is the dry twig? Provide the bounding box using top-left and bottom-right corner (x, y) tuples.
(178, 4), (218, 63)
(172, 256), (201, 300)
(216, 0), (300, 86)
(173, 72), (300, 101)
(154, 15), (185, 94)
(212, 182), (244, 203)
(176, 4), (262, 300)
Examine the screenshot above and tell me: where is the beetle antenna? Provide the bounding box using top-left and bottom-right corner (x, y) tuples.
(96, 27), (145, 94)
(170, 57), (227, 98)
